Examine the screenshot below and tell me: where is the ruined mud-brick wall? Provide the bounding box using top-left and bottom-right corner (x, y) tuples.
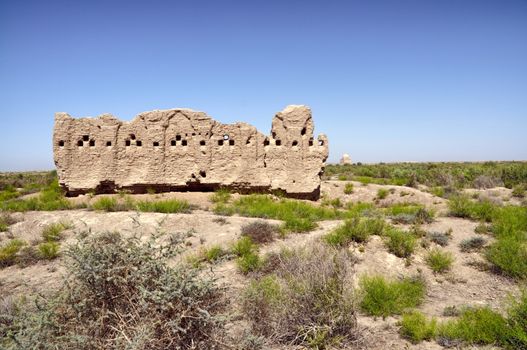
(53, 105), (328, 199)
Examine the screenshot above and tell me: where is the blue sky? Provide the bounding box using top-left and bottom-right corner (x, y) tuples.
(1, 0), (526, 171)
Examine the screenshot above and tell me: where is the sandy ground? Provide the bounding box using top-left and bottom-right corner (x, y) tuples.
(0, 181), (522, 349)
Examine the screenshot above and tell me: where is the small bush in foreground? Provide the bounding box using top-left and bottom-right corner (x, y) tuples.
(459, 237), (486, 252)
(2, 231), (224, 349)
(426, 249), (454, 273)
(448, 195), (497, 222)
(384, 228), (416, 258)
(242, 244), (358, 348)
(399, 311), (437, 343)
(344, 183), (354, 194)
(0, 239), (26, 267)
(241, 221), (278, 244)
(359, 275), (425, 318)
(37, 241), (60, 260)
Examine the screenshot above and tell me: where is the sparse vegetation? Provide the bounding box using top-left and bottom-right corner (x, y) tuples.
(0, 179), (73, 212)
(213, 194), (340, 232)
(1, 231), (224, 349)
(399, 311), (437, 343)
(426, 249), (454, 273)
(232, 236), (261, 273)
(0, 239), (26, 267)
(91, 196), (119, 211)
(459, 237), (486, 252)
(324, 162), (527, 189)
(210, 188), (231, 204)
(448, 195), (497, 222)
(359, 275), (426, 317)
(385, 203), (434, 225)
(41, 221), (71, 242)
(241, 220), (278, 244)
(242, 244), (358, 348)
(427, 231), (451, 247)
(512, 184), (526, 198)
(136, 198), (191, 213)
(376, 188), (389, 200)
(344, 182), (354, 194)
(384, 228), (417, 258)
(324, 216), (384, 246)
(0, 213), (17, 232)
(37, 241), (60, 259)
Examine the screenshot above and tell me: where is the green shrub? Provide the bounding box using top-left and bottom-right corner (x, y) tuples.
(459, 237), (486, 252)
(486, 237), (527, 279)
(437, 307), (510, 345)
(201, 245), (228, 263)
(506, 290), (527, 349)
(242, 244), (357, 348)
(0, 239), (26, 267)
(324, 217), (384, 247)
(512, 184), (526, 198)
(2, 231), (224, 349)
(91, 197), (118, 211)
(16, 246), (40, 267)
(232, 236), (261, 274)
(344, 183), (354, 194)
(345, 202), (377, 217)
(338, 174), (348, 181)
(41, 221), (71, 242)
(136, 199), (191, 213)
(430, 186), (445, 198)
(210, 188), (231, 204)
(384, 228), (416, 258)
(448, 195), (498, 222)
(0, 213), (17, 232)
(399, 311), (437, 343)
(377, 188), (389, 200)
(359, 275), (426, 317)
(215, 195), (340, 233)
(426, 249), (454, 273)
(0, 180), (71, 212)
(37, 242), (60, 260)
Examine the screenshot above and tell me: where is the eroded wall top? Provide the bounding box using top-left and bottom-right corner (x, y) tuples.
(53, 105), (328, 199)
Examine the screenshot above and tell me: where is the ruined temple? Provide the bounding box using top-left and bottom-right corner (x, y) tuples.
(53, 105), (328, 199)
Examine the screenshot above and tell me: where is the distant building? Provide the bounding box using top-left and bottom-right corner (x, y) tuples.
(340, 153), (352, 165)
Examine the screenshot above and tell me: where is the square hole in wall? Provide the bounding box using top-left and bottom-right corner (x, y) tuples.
(58, 140), (65, 147)
(200, 140), (206, 146)
(218, 140), (224, 146)
(275, 140), (281, 146)
(77, 140), (83, 147)
(106, 141), (112, 147)
(89, 140), (95, 147)
(136, 140), (142, 146)
(171, 140), (176, 146)
(229, 140), (235, 146)
(83, 135), (89, 141)
(182, 140), (187, 146)
(309, 139), (314, 146)
(153, 141), (159, 147)
(125, 140), (131, 146)
(176, 135), (181, 141)
(264, 139), (270, 146)
(292, 140), (298, 147)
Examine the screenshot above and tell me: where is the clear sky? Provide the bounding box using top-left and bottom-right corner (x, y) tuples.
(1, 0), (526, 171)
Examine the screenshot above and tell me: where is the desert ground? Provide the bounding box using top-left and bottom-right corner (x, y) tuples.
(1, 162), (526, 350)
